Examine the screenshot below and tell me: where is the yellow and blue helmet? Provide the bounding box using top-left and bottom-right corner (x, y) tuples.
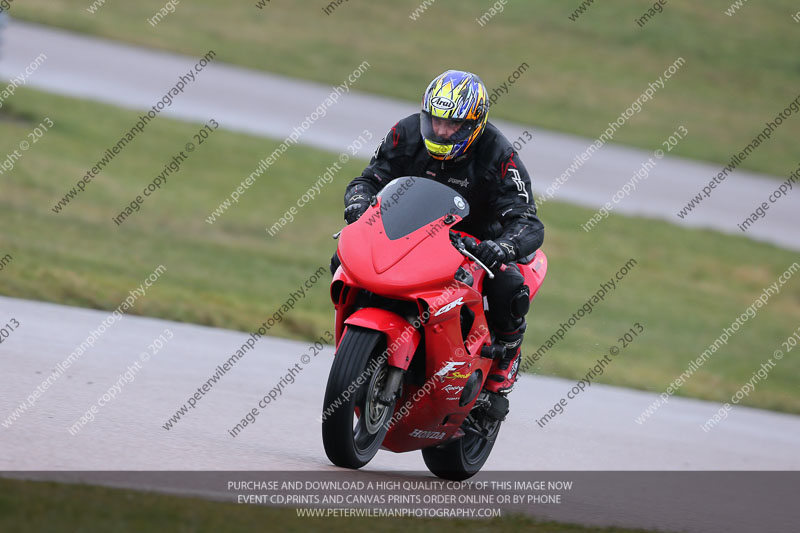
(420, 70), (489, 161)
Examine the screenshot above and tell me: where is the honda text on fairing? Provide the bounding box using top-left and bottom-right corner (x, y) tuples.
(323, 177), (547, 480)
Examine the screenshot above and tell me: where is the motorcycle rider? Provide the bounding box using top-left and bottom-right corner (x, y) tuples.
(333, 70), (544, 405)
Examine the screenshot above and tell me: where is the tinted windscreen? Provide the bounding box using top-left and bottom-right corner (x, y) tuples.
(376, 177), (469, 240)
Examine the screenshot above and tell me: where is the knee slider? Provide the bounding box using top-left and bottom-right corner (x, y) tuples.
(510, 286), (530, 319)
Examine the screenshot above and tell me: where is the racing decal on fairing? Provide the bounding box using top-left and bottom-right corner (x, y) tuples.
(532, 253), (545, 272)
(433, 296), (465, 316)
(409, 429), (446, 439)
(434, 361), (466, 380)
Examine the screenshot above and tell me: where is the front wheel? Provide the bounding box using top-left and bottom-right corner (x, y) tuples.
(422, 395), (502, 480)
(322, 326), (396, 469)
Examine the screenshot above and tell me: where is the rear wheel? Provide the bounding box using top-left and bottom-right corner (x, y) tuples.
(422, 394), (502, 480)
(322, 326), (396, 469)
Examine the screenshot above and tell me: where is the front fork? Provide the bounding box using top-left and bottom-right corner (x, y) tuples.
(377, 366), (404, 405)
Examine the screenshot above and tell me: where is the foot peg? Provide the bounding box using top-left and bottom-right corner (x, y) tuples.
(480, 344), (506, 360)
(485, 391), (509, 421)
(481, 343), (516, 370)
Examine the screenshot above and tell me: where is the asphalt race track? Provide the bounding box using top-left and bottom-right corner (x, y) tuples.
(2, 295), (798, 472)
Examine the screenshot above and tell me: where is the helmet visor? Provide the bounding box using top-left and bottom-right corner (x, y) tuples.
(420, 111), (478, 144)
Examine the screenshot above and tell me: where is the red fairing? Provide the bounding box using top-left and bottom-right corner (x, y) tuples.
(522, 250), (548, 301)
(344, 308), (421, 370)
(330, 266), (358, 348)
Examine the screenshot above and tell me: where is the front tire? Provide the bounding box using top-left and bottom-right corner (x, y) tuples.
(422, 399), (502, 480)
(322, 326), (395, 469)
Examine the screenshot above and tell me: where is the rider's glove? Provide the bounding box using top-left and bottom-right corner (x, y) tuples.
(474, 239), (515, 271)
(343, 196), (370, 224)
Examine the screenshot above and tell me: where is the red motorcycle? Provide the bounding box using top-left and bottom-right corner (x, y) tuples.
(323, 176), (547, 480)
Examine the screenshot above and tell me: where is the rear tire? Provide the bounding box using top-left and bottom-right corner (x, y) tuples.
(422, 405), (501, 480)
(322, 326), (395, 469)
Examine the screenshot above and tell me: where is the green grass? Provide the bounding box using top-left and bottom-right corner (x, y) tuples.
(1, 88), (799, 415)
(9, 0), (800, 179)
(0, 478), (650, 533)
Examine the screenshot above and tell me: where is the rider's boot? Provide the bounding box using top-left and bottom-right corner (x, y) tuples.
(485, 323), (525, 396)
(482, 324), (525, 421)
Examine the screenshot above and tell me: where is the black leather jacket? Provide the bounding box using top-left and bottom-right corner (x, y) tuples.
(344, 113), (544, 261)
